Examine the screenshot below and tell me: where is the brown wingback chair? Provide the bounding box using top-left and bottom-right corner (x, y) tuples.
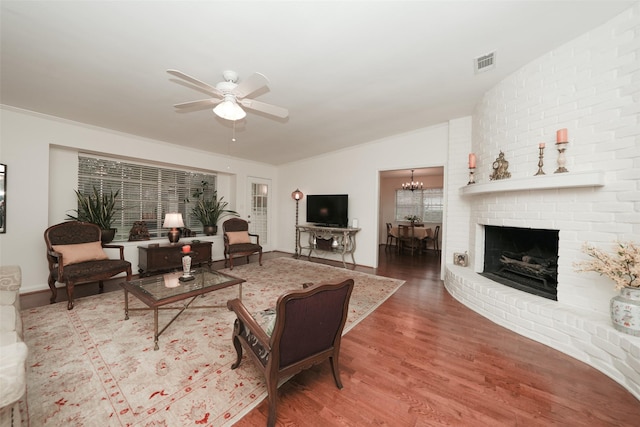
(44, 221), (132, 310)
(222, 218), (262, 270)
(227, 278), (354, 427)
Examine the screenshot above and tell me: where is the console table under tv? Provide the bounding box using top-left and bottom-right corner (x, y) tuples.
(296, 225), (361, 268)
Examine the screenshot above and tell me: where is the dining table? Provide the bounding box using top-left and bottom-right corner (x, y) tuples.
(390, 225), (433, 255)
(390, 225), (432, 240)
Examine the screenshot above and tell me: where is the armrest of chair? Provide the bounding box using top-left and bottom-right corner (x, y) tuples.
(46, 248), (66, 276)
(227, 298), (271, 348)
(102, 243), (126, 260)
(248, 233), (260, 245)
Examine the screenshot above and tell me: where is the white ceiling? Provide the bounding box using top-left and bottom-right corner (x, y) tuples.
(1, 1), (634, 165)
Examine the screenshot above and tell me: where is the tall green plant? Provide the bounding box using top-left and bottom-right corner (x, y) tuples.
(189, 181), (238, 226)
(66, 187), (120, 230)
(191, 192), (238, 226)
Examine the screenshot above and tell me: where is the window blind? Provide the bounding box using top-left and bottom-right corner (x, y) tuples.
(395, 188), (443, 223)
(78, 155), (217, 241)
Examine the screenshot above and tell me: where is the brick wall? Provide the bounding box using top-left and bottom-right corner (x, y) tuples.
(444, 3), (640, 399)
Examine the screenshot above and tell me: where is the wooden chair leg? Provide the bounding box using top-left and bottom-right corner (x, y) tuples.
(48, 275), (57, 304)
(230, 321), (243, 369)
(266, 374), (279, 427)
(66, 281), (75, 310)
(330, 355), (344, 389)
(258, 250), (263, 266)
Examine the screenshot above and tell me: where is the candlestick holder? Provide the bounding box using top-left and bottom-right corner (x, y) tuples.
(554, 141), (569, 173)
(534, 146), (545, 176)
(467, 167), (476, 185)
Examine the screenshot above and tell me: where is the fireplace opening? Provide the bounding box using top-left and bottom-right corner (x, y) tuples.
(481, 226), (559, 300)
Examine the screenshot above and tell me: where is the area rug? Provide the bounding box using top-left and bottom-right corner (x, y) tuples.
(18, 257), (404, 426)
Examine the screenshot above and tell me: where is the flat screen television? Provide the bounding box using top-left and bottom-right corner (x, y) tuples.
(306, 194), (349, 228)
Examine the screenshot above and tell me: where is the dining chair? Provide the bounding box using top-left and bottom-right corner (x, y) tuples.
(385, 223), (398, 250)
(424, 225), (441, 255)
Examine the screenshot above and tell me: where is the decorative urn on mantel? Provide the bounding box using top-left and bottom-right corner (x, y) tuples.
(575, 241), (640, 336)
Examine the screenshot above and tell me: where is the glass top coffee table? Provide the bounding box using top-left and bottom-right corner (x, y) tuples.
(120, 267), (245, 350)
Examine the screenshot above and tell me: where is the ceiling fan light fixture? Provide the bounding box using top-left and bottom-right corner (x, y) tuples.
(213, 99), (246, 121)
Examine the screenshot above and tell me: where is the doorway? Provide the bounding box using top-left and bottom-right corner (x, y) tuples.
(378, 167), (444, 261)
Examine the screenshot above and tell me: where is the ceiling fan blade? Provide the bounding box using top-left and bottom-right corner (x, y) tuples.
(167, 69), (222, 97)
(239, 99), (289, 119)
(233, 72), (269, 99)
(173, 99), (221, 110)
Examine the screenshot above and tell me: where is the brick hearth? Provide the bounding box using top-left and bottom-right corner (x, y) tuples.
(445, 265), (640, 399)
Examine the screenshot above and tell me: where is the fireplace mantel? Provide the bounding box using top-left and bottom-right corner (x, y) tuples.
(459, 170), (604, 196)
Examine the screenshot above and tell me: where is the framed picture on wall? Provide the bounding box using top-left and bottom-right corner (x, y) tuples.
(0, 163), (5, 233)
(453, 252), (468, 267)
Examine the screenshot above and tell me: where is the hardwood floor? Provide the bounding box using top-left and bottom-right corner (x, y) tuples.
(22, 247), (640, 425)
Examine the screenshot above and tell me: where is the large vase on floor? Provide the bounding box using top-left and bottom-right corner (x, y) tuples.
(610, 286), (640, 336)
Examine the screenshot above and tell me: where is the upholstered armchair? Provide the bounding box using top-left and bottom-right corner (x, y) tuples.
(222, 218), (262, 270)
(44, 221), (132, 310)
(227, 278), (354, 427)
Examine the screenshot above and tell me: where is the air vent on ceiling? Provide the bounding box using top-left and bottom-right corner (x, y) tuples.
(474, 51), (496, 74)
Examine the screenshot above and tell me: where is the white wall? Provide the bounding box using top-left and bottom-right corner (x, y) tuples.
(276, 123), (449, 268)
(0, 107), (278, 294)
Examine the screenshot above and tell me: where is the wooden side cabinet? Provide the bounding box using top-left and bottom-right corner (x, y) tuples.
(138, 241), (213, 276)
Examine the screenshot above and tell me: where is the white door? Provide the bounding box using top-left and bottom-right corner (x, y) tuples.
(247, 177), (271, 249)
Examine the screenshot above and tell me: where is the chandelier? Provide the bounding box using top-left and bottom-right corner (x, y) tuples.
(402, 169), (423, 191)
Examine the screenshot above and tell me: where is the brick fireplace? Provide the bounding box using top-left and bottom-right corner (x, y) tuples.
(442, 3), (640, 401)
(481, 225), (559, 301)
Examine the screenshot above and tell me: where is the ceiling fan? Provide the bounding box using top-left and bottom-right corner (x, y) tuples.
(167, 69), (289, 121)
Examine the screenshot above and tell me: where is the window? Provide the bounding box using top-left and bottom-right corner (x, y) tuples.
(78, 155), (217, 241)
(395, 188), (443, 223)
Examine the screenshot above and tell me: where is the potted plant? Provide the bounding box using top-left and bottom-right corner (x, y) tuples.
(574, 240), (640, 336)
(190, 182), (238, 235)
(66, 187), (120, 243)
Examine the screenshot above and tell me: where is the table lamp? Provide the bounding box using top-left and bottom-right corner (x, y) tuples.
(163, 213), (184, 243)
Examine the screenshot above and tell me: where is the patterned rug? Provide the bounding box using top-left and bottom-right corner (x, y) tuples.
(19, 258), (404, 426)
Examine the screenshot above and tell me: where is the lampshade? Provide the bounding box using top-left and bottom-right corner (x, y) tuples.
(291, 189), (304, 201)
(213, 99), (246, 121)
(163, 213), (185, 228)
